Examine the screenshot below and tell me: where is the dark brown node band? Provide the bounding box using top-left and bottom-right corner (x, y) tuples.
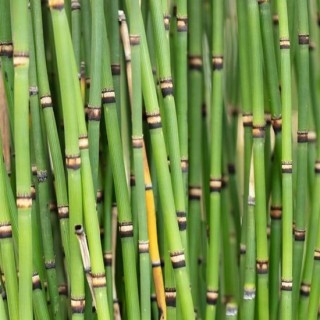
(130, 174), (136, 186)
(165, 288), (176, 307)
(58, 284), (68, 296)
(189, 186), (202, 200)
(177, 17), (188, 32)
(152, 261), (161, 268)
(270, 206), (282, 220)
(282, 161), (292, 174)
(40, 95), (53, 109)
(71, 0), (80, 10)
(300, 283), (310, 296)
(170, 251), (186, 269)
(57, 206), (69, 220)
(129, 35), (140, 46)
(188, 55), (202, 71)
(0, 42), (13, 57)
(111, 64), (120, 75)
(315, 161), (320, 173)
(176, 211), (187, 231)
(91, 273), (107, 288)
(256, 260), (269, 274)
(16, 195), (32, 209)
(31, 185), (36, 200)
(79, 135), (89, 150)
(104, 252), (112, 267)
(206, 290), (218, 305)
(132, 136), (143, 148)
(66, 155), (81, 170)
(252, 125), (265, 138)
(281, 280), (293, 291)
(145, 184), (152, 190)
(294, 229), (305, 241)
(0, 224), (12, 239)
(29, 86), (38, 96)
(297, 131), (308, 143)
(146, 112), (162, 129)
(159, 78), (174, 97)
(280, 38), (290, 49)
(163, 15), (170, 30)
(45, 260), (56, 270)
(240, 244), (246, 255)
(273, 15), (279, 25)
(13, 52), (29, 67)
(181, 158), (188, 172)
(272, 117), (282, 133)
(242, 114), (253, 127)
(71, 297), (85, 313)
(138, 241), (149, 254)
(37, 170), (48, 182)
(314, 249), (320, 260)
(118, 221), (134, 238)
(298, 34), (309, 45)
(243, 287), (256, 300)
(212, 55), (224, 70)
(101, 89), (116, 104)
(87, 107), (101, 121)
(209, 178), (222, 192)
(32, 274), (42, 290)
(96, 190), (103, 203)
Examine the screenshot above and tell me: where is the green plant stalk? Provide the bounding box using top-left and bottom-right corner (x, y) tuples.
(127, 1), (151, 318)
(64, 11), (112, 320)
(87, 0), (103, 195)
(278, 0), (293, 316)
(268, 154), (282, 320)
(205, 0), (224, 318)
(49, 2), (86, 318)
(221, 175), (239, 314)
(292, 0), (310, 311)
(126, 1), (195, 317)
(80, 0), (91, 76)
(236, 0), (253, 290)
(0, 140), (18, 320)
(187, 0), (203, 311)
(0, 0), (14, 141)
(102, 148), (114, 320)
(241, 160), (256, 320)
(0, 286), (8, 320)
(101, 14), (140, 319)
(247, 0), (269, 318)
(71, 0), (81, 74)
(174, 0), (188, 193)
(11, 0), (33, 317)
(105, 0), (121, 121)
(29, 19), (61, 319)
(31, 0), (70, 273)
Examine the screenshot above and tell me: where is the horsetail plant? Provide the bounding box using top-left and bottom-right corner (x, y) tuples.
(2, 0), (320, 319)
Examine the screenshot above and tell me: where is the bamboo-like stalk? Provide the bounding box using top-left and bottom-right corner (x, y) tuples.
(187, 0), (203, 312)
(278, 0), (293, 317)
(142, 144), (166, 319)
(247, 0), (269, 318)
(205, 0), (224, 318)
(87, 0), (103, 194)
(101, 11), (140, 319)
(11, 0), (33, 317)
(0, 138), (18, 320)
(29, 15), (62, 319)
(292, 0), (310, 312)
(30, 0), (71, 274)
(48, 1), (86, 318)
(125, 1), (195, 317)
(174, 0), (188, 194)
(0, 0), (14, 141)
(241, 156), (256, 320)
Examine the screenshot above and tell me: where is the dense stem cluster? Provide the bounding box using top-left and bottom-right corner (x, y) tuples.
(1, 0), (320, 319)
